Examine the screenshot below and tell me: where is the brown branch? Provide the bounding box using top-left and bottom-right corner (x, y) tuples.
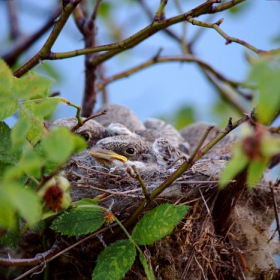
(97, 54), (247, 93)
(194, 115), (249, 161)
(0, 241), (62, 267)
(72, 2), (86, 32)
(270, 181), (280, 242)
(70, 109), (107, 132)
(201, 68), (249, 114)
(3, 6), (62, 67)
(6, 1), (20, 40)
(91, 0), (102, 20)
(213, 168), (248, 234)
(13, 0), (82, 78)
(78, 1), (103, 116)
(189, 125), (214, 163)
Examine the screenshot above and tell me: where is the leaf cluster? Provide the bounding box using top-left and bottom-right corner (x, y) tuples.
(220, 56), (280, 188)
(0, 59), (86, 231)
(50, 201), (189, 280)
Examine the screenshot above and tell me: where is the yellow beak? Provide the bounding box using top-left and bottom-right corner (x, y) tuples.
(89, 147), (127, 167)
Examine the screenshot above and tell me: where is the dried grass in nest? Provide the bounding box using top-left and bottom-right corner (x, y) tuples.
(60, 156), (280, 279)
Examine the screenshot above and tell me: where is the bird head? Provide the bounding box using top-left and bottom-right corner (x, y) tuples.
(88, 135), (152, 168)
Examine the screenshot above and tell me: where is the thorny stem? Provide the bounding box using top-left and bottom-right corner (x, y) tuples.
(132, 165), (150, 201)
(188, 125), (214, 163)
(194, 115), (249, 161)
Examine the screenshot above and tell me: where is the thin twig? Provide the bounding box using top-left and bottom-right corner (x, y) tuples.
(6, 1), (20, 40)
(70, 109), (108, 131)
(269, 181), (280, 242)
(13, 0), (82, 77)
(132, 165), (150, 201)
(91, 0), (102, 20)
(194, 115), (249, 161)
(189, 125), (214, 163)
(3, 6), (62, 67)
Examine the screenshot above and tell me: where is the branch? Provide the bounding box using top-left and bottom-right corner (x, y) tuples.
(6, 1), (20, 40)
(0, 241), (62, 267)
(97, 54), (247, 91)
(3, 6), (62, 67)
(33, 1), (216, 62)
(194, 115), (249, 161)
(202, 68), (249, 114)
(154, 0), (168, 21)
(186, 16), (266, 54)
(13, 0), (82, 78)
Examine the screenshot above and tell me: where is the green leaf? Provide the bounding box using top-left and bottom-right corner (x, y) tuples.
(8, 184), (41, 224)
(50, 207), (105, 236)
(247, 161), (266, 188)
(0, 188), (16, 228)
(0, 122), (21, 165)
(19, 102), (44, 145)
(19, 149), (43, 178)
(41, 127), (86, 165)
(33, 143), (57, 174)
(0, 219), (20, 248)
(92, 240), (136, 280)
(72, 198), (101, 207)
(0, 59), (18, 120)
(99, 2), (111, 18)
(0, 182), (41, 227)
(35, 98), (59, 118)
(175, 105), (195, 130)
(139, 252), (156, 280)
(261, 135), (280, 157)
(0, 162), (13, 178)
(11, 117), (30, 149)
(0, 88), (18, 121)
(14, 71), (54, 100)
(249, 57), (280, 125)
(219, 149), (248, 188)
(0, 59), (14, 88)
(132, 203), (189, 245)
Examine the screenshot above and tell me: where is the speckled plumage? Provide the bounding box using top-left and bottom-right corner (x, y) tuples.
(45, 117), (111, 148)
(180, 122), (238, 157)
(94, 104), (146, 131)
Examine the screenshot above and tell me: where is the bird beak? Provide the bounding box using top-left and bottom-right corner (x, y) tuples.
(89, 147), (127, 167)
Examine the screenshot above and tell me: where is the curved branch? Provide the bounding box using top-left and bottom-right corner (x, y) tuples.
(97, 54), (247, 91)
(13, 0), (82, 78)
(2, 6), (62, 67)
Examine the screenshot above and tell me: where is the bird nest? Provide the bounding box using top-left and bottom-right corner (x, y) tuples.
(61, 152), (279, 280)
(10, 105), (280, 280)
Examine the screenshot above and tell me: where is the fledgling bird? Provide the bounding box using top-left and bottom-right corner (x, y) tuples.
(45, 117), (111, 148)
(107, 120), (190, 155)
(94, 104), (146, 132)
(88, 135), (153, 170)
(88, 135), (187, 173)
(180, 122), (238, 158)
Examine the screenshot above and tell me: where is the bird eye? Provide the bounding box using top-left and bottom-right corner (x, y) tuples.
(80, 132), (90, 141)
(125, 148), (135, 155)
